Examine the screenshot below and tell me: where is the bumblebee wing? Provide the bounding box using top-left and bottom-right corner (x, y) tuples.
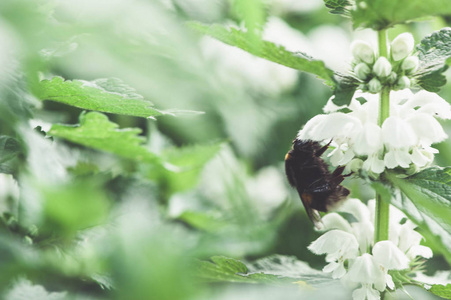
(298, 191), (323, 229)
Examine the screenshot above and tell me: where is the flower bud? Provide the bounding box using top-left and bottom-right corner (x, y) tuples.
(396, 76), (411, 89)
(391, 33), (415, 61)
(351, 40), (375, 64)
(354, 63), (371, 80)
(401, 56), (419, 73)
(373, 57), (392, 78)
(388, 72), (397, 84)
(368, 78), (381, 93)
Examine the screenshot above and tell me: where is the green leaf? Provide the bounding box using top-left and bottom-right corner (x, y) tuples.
(0, 136), (21, 175)
(247, 255), (333, 287)
(386, 168), (451, 263)
(324, 0), (351, 15)
(177, 211), (228, 232)
(42, 180), (110, 236)
(230, 0), (266, 36)
(195, 256), (253, 283)
(49, 112), (160, 164)
(189, 22), (335, 86)
(429, 284), (451, 299)
(332, 74), (359, 106)
(147, 143), (222, 195)
(352, 0), (451, 30)
(195, 255), (333, 286)
(33, 77), (164, 118)
(416, 28), (451, 92)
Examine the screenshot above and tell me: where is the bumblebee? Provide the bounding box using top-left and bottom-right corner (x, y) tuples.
(285, 138), (350, 227)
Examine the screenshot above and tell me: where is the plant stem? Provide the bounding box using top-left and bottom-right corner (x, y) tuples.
(374, 29), (390, 243)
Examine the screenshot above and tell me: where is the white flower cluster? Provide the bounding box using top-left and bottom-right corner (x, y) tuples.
(351, 33), (419, 92)
(309, 199), (432, 300)
(298, 89), (451, 176)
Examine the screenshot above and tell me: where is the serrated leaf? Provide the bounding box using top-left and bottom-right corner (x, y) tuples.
(0, 136), (21, 175)
(386, 168), (451, 263)
(49, 112), (160, 164)
(429, 284), (451, 299)
(247, 255), (333, 287)
(331, 74), (359, 106)
(352, 0), (451, 30)
(416, 28), (451, 92)
(195, 255), (324, 285)
(189, 22), (335, 86)
(324, 0), (351, 15)
(33, 77), (163, 118)
(195, 256), (252, 283)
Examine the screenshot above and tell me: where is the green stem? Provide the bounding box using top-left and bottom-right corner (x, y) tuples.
(374, 29), (390, 244)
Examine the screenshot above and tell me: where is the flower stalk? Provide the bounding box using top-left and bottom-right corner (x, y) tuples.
(375, 29), (390, 244)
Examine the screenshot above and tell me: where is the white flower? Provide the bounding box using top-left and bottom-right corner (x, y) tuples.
(388, 71), (397, 84)
(368, 78), (381, 93)
(372, 241), (409, 270)
(381, 116), (416, 148)
(351, 40), (375, 64)
(308, 230), (360, 262)
(354, 63), (371, 80)
(309, 198), (433, 299)
(299, 89), (450, 174)
(401, 56), (419, 73)
(346, 253), (386, 291)
(396, 75), (411, 89)
(352, 284), (380, 300)
(373, 57), (392, 78)
(391, 33), (414, 61)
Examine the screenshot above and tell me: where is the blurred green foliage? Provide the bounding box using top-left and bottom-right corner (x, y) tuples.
(0, 0), (449, 299)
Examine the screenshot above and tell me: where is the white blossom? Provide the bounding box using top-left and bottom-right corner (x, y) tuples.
(351, 40), (375, 64)
(391, 33), (414, 61)
(373, 57), (392, 78)
(396, 75), (411, 89)
(401, 56), (419, 73)
(368, 78), (381, 93)
(309, 199), (433, 299)
(298, 89), (450, 175)
(354, 63), (371, 80)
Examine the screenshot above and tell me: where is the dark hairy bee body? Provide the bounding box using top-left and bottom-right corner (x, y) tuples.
(285, 138), (350, 226)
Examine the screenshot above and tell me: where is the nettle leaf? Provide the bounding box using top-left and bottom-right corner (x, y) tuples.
(145, 142), (222, 195)
(247, 255), (333, 287)
(324, 0), (352, 15)
(416, 28), (451, 92)
(33, 77), (163, 118)
(386, 168), (451, 263)
(195, 255), (333, 286)
(0, 136), (21, 175)
(331, 74), (359, 106)
(189, 22), (335, 86)
(428, 284), (451, 299)
(49, 112), (160, 164)
(195, 256), (259, 283)
(352, 0), (451, 30)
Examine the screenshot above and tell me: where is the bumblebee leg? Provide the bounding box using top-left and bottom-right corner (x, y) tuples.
(315, 140), (332, 157)
(332, 165), (345, 176)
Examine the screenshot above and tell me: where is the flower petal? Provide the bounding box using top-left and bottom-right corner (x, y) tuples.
(308, 230), (360, 261)
(347, 253), (386, 290)
(407, 245), (433, 260)
(372, 241), (410, 270)
(382, 117), (416, 148)
(321, 213), (353, 232)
